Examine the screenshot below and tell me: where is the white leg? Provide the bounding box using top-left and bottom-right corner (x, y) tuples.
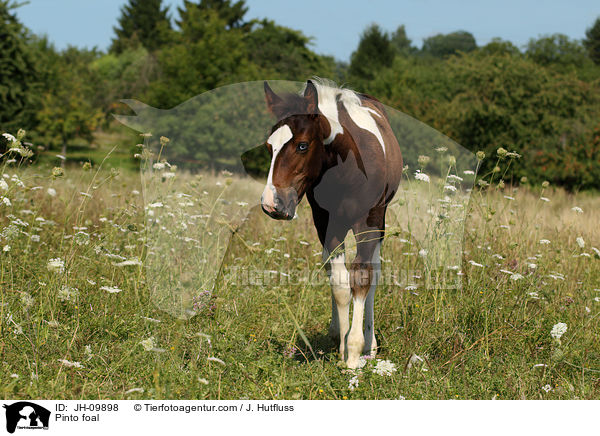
(363, 242), (380, 357)
(346, 296), (365, 369)
(329, 253), (351, 359)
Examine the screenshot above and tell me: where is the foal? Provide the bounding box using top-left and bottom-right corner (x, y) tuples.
(260, 79), (402, 369)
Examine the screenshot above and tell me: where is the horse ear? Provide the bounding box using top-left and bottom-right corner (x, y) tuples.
(264, 81), (283, 116)
(304, 80), (318, 113)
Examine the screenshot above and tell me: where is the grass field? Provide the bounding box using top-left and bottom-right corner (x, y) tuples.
(1, 135), (599, 400)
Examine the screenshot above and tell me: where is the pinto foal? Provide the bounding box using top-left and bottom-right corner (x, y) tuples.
(260, 79), (402, 369)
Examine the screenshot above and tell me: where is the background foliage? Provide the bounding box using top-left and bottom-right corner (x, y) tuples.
(1, 0), (600, 190)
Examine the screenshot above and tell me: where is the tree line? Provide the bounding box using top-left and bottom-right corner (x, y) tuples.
(1, 0), (600, 190)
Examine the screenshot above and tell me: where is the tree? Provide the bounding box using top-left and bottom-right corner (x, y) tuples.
(526, 34), (587, 68)
(176, 0), (248, 31)
(349, 24), (395, 82)
(390, 25), (413, 56)
(0, 1), (39, 134)
(35, 45), (103, 164)
(584, 17), (600, 64)
(245, 19), (334, 80)
(422, 31), (477, 58)
(110, 0), (172, 54)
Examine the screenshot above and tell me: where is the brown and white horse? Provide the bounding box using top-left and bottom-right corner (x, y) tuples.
(260, 79), (402, 369)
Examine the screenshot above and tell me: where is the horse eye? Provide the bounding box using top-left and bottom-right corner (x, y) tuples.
(296, 142), (309, 152)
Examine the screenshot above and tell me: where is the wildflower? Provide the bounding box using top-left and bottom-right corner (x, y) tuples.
(85, 345), (93, 360)
(348, 375), (359, 391)
(542, 181), (550, 188)
(372, 359), (397, 376)
(58, 359), (83, 368)
(125, 387), (145, 394)
(591, 247), (600, 258)
(510, 273), (524, 281)
(576, 237), (585, 248)
(1, 196), (11, 207)
(539, 239), (551, 245)
(571, 206), (583, 214)
(448, 155), (456, 166)
(542, 384), (553, 393)
(418, 249), (427, 257)
(52, 167), (64, 178)
(20, 292), (34, 309)
(0, 179), (7, 191)
(100, 285), (123, 294)
(47, 258), (65, 274)
(497, 180), (505, 189)
(414, 171), (430, 183)
(418, 155), (430, 166)
(207, 356), (226, 365)
(47, 187), (57, 197)
(447, 174), (463, 182)
(496, 147), (508, 158)
(476, 151), (485, 160)
(492, 166), (501, 173)
(159, 136), (170, 146)
(540, 197), (550, 202)
(113, 259), (142, 267)
(140, 337), (157, 351)
(463, 170), (475, 175)
(283, 345), (297, 359)
(435, 146), (447, 153)
(468, 260), (484, 268)
(550, 322), (567, 340)
(58, 286), (78, 301)
(2, 133), (16, 143)
(444, 185), (457, 192)
(198, 378), (209, 385)
(520, 176), (528, 184)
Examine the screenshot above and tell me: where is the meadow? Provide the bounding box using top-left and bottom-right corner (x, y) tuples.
(1, 132), (599, 400)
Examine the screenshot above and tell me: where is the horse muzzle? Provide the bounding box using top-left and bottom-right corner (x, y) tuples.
(261, 184), (297, 220)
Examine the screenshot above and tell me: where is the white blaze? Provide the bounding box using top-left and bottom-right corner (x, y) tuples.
(262, 124), (293, 208)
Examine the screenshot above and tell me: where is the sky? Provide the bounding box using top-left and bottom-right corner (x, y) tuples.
(13, 0), (600, 61)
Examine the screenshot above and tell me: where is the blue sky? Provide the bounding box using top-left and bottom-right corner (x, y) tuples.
(14, 0), (600, 61)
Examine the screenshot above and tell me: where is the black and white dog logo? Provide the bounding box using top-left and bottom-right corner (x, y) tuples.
(3, 402), (50, 434)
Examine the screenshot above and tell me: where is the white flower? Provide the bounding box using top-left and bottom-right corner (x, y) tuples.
(468, 260), (484, 268)
(418, 249), (427, 257)
(550, 322), (567, 340)
(58, 286), (78, 301)
(198, 378), (209, 385)
(463, 170), (475, 175)
(571, 206), (583, 213)
(539, 239), (551, 245)
(100, 285), (123, 294)
(153, 162), (166, 170)
(58, 359), (83, 368)
(447, 174), (463, 182)
(540, 197), (550, 202)
(510, 273), (524, 281)
(2, 133), (16, 143)
(444, 185), (457, 192)
(47, 187), (57, 197)
(140, 337), (157, 351)
(113, 259), (142, 267)
(592, 247), (600, 258)
(372, 359), (397, 376)
(1, 196), (11, 207)
(0, 179), (7, 191)
(3, 245), (10, 252)
(47, 258), (65, 274)
(542, 384), (553, 393)
(348, 375), (359, 391)
(414, 171), (430, 183)
(576, 237), (585, 248)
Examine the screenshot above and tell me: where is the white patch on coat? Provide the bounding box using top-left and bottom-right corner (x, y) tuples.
(329, 252), (351, 358)
(310, 79), (386, 155)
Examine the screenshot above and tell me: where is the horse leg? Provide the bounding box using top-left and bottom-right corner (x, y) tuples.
(346, 218), (384, 369)
(324, 239), (351, 360)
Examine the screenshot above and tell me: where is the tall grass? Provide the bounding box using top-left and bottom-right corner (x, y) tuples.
(1, 133), (599, 400)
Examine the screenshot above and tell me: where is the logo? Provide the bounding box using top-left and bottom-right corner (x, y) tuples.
(2, 402), (50, 434)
